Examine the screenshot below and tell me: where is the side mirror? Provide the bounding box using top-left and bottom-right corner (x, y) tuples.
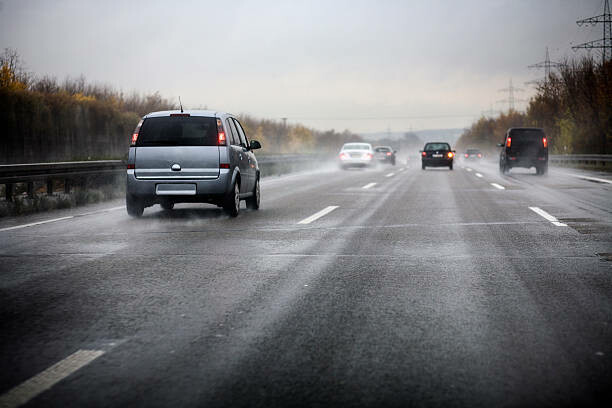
(452, 150), (456, 153)
(393, 150), (398, 154)
(496, 143), (504, 147)
(250, 140), (262, 150)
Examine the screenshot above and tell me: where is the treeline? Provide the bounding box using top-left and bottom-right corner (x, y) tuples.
(457, 57), (612, 155)
(0, 49), (361, 163)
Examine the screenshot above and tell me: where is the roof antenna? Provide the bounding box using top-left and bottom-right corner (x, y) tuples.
(179, 96), (184, 113)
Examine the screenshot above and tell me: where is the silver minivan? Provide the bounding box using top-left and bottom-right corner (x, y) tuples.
(126, 110), (261, 217)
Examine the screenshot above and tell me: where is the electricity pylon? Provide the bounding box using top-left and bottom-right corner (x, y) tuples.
(527, 47), (565, 86)
(497, 79), (526, 111)
(572, 0), (612, 63)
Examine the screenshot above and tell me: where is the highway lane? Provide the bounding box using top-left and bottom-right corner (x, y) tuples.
(0, 163), (611, 407)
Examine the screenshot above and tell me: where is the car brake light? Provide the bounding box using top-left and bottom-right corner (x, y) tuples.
(220, 163), (230, 168)
(217, 118), (226, 145)
(127, 164), (135, 170)
(366, 153), (373, 159)
(447, 152), (454, 158)
(464, 154), (469, 158)
(422, 151), (427, 157)
(542, 137), (547, 148)
(339, 152), (347, 160)
(170, 113), (190, 117)
(131, 119), (143, 146)
(386, 152), (392, 156)
(477, 153), (482, 158)
(506, 136), (511, 148)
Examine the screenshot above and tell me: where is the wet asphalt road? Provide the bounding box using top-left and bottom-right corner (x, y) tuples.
(1, 161), (611, 407)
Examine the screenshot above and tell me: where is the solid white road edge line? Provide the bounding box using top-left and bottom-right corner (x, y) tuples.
(0, 216), (74, 232)
(0, 349), (105, 408)
(475, 173), (483, 178)
(298, 206), (339, 224)
(568, 174), (612, 185)
(529, 206), (567, 226)
(385, 173), (395, 177)
(362, 182), (377, 189)
(491, 183), (505, 190)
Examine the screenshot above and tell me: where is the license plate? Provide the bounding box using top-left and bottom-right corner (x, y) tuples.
(432, 154), (443, 158)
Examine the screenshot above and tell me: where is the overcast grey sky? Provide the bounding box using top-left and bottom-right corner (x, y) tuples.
(0, 0), (604, 132)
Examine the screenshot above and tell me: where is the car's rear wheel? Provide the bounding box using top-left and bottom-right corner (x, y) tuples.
(449, 162), (453, 170)
(126, 195), (144, 217)
(421, 163), (426, 170)
(223, 181), (240, 217)
(246, 178), (260, 210)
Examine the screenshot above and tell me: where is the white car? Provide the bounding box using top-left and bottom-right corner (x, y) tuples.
(338, 143), (374, 169)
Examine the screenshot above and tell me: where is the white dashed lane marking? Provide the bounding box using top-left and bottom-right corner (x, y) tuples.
(385, 173), (395, 178)
(475, 173), (483, 178)
(0, 349), (105, 408)
(529, 206), (567, 227)
(298, 206), (339, 224)
(491, 183), (505, 190)
(466, 168), (472, 172)
(362, 182), (377, 189)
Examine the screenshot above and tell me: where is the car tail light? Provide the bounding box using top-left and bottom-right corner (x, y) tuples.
(506, 136), (511, 148)
(217, 118), (226, 146)
(447, 152), (454, 158)
(127, 164), (135, 170)
(170, 113), (190, 117)
(339, 152), (348, 160)
(366, 153), (373, 159)
(219, 163), (230, 168)
(422, 151), (427, 157)
(542, 137), (548, 148)
(509, 156), (517, 160)
(130, 119), (143, 146)
(477, 153), (482, 158)
(464, 153), (469, 158)
(386, 152), (392, 156)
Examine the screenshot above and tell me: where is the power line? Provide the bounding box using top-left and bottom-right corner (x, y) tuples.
(282, 114), (480, 121)
(572, 0), (612, 63)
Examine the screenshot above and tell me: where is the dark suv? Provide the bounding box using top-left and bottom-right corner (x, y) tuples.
(498, 127), (548, 175)
(421, 142), (455, 170)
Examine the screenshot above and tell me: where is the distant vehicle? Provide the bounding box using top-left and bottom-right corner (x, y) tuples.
(373, 146), (397, 165)
(338, 143), (374, 169)
(498, 127), (548, 175)
(463, 148), (482, 160)
(126, 110), (262, 217)
(421, 142), (455, 170)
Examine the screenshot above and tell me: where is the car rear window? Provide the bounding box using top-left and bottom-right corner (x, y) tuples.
(466, 149), (480, 154)
(343, 144), (370, 150)
(509, 129), (544, 144)
(375, 147), (391, 152)
(137, 116), (218, 147)
(424, 143), (450, 151)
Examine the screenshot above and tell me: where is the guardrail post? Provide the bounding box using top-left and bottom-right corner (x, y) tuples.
(46, 179), (53, 196)
(5, 183), (14, 201)
(27, 182), (34, 198)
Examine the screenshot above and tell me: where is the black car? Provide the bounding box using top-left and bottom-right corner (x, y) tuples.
(421, 142), (455, 170)
(373, 146), (396, 165)
(498, 127), (548, 175)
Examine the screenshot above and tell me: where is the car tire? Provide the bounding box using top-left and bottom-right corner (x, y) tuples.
(422, 163), (426, 170)
(246, 178), (260, 210)
(449, 162), (453, 170)
(126, 195), (144, 217)
(223, 181), (240, 217)
(161, 202), (174, 210)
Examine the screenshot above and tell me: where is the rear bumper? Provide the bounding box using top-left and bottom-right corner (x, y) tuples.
(126, 169), (232, 204)
(340, 159), (373, 167)
(506, 158), (548, 168)
(422, 158), (453, 167)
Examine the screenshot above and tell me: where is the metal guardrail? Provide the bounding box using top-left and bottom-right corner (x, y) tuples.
(549, 154), (611, 167)
(0, 155), (327, 201)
